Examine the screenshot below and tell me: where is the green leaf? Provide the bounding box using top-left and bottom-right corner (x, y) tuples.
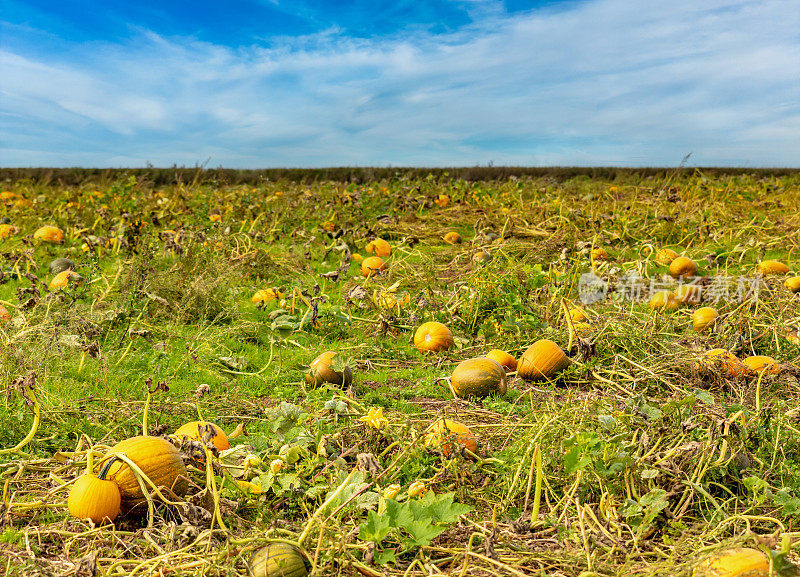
(385, 500), (414, 529)
(359, 510), (392, 544)
(375, 549), (396, 565)
(414, 492), (472, 524)
(403, 518), (446, 547)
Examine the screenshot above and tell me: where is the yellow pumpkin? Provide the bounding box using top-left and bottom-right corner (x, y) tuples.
(209, 213), (222, 223)
(655, 248), (679, 266)
(650, 290), (679, 312)
(0, 224), (19, 239)
(252, 288), (283, 304)
(49, 270), (83, 291)
(305, 351), (352, 387)
(784, 276), (800, 293)
(450, 358), (507, 398)
(414, 321), (454, 353)
(692, 548), (769, 577)
(68, 473), (121, 524)
(742, 356), (781, 376)
(692, 307), (718, 332)
(174, 421), (230, 451)
(568, 308), (588, 322)
(757, 260), (789, 275)
(669, 256), (698, 279)
(361, 256), (385, 278)
(518, 340), (570, 381)
(424, 419), (478, 457)
(694, 349), (747, 379)
(591, 247), (608, 261)
(365, 238), (391, 258)
(443, 231), (462, 245)
(248, 542), (310, 577)
(486, 349), (517, 372)
(104, 436), (188, 503)
(675, 284), (703, 305)
(33, 225), (65, 243)
(352, 252), (364, 264)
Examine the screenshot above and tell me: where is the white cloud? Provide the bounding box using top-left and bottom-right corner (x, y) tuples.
(1, 0), (799, 167)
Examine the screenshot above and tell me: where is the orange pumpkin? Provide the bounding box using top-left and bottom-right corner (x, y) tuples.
(757, 260), (789, 275)
(486, 349), (517, 372)
(104, 436), (188, 503)
(669, 256), (698, 279)
(49, 270), (83, 291)
(365, 238), (391, 258)
(655, 248), (679, 266)
(518, 340), (570, 381)
(434, 194), (450, 207)
(424, 419), (478, 457)
(413, 322), (454, 353)
(252, 288), (283, 304)
(650, 290), (679, 312)
(694, 349), (747, 379)
(568, 308), (588, 322)
(0, 304), (10, 323)
(361, 256), (385, 278)
(0, 224), (19, 239)
(742, 355), (781, 376)
(33, 225), (65, 243)
(443, 231), (462, 245)
(68, 472), (121, 524)
(784, 276), (800, 293)
(591, 247), (608, 261)
(692, 307), (718, 332)
(450, 358), (507, 398)
(305, 351), (352, 387)
(675, 284), (703, 305)
(174, 421), (230, 451)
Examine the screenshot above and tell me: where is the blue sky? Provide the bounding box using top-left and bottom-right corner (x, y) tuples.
(2, 0), (799, 167)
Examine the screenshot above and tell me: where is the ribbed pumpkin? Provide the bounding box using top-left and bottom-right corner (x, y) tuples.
(450, 358), (507, 398)
(692, 307), (718, 332)
(650, 290), (679, 312)
(174, 421), (230, 451)
(33, 225), (65, 243)
(669, 256), (698, 279)
(784, 276), (800, 293)
(424, 419), (478, 457)
(252, 288), (282, 304)
(742, 356), (781, 376)
(486, 349), (517, 372)
(304, 351), (352, 387)
(0, 224), (18, 239)
(675, 284), (703, 305)
(49, 257), (76, 275)
(365, 238), (391, 258)
(695, 349), (747, 379)
(757, 260), (789, 275)
(655, 248), (679, 265)
(104, 436), (188, 503)
(692, 548), (769, 577)
(518, 340), (570, 381)
(49, 270), (83, 291)
(248, 543), (310, 577)
(68, 472), (121, 524)
(361, 256), (385, 278)
(414, 322), (454, 353)
(443, 231), (462, 245)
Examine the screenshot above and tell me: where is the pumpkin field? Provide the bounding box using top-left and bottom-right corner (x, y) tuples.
(2, 168), (800, 576)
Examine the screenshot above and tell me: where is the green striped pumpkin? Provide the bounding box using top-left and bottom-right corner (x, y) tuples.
(248, 543), (310, 577)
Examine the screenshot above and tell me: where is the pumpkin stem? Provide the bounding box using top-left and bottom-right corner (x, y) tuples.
(97, 455), (119, 481)
(0, 382), (41, 457)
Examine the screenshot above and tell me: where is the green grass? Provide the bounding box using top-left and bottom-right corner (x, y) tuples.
(1, 170), (799, 576)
